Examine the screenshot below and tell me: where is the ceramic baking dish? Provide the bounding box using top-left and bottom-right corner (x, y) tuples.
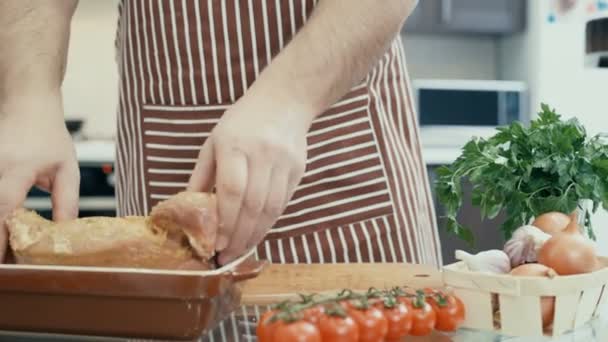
(0, 249), (266, 340)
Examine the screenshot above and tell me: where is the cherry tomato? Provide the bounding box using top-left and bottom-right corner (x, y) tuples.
(348, 306), (388, 342)
(428, 293), (466, 332)
(375, 301), (412, 341)
(257, 310), (279, 342)
(318, 314), (360, 342)
(409, 295), (437, 336)
(423, 287), (438, 296)
(272, 320), (322, 342)
(396, 295), (413, 308)
(339, 299), (354, 311)
(302, 305), (326, 325)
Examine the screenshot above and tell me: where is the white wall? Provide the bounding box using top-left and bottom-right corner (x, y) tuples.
(533, 3), (608, 256)
(497, 0), (543, 111)
(402, 33), (499, 80)
(62, 0), (119, 139)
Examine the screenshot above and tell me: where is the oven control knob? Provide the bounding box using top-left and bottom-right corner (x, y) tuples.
(102, 164), (115, 188)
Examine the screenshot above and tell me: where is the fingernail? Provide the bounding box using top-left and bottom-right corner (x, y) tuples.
(216, 236), (229, 251)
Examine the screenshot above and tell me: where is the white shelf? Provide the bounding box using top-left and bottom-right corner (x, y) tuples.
(421, 147), (462, 165)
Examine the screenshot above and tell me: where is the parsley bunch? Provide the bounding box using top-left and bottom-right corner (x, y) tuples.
(435, 104), (608, 245)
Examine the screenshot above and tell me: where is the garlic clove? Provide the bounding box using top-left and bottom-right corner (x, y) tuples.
(455, 249), (511, 274)
(504, 225), (552, 267)
(455, 250), (481, 271)
(504, 234), (536, 267)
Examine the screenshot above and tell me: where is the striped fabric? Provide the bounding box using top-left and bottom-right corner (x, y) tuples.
(116, 1), (442, 340)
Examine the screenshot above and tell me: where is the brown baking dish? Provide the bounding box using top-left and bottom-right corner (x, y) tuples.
(0, 250), (267, 340)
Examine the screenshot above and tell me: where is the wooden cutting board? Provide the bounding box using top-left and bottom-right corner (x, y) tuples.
(240, 262), (443, 306)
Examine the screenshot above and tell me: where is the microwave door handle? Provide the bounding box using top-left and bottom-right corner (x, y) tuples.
(441, 0), (453, 24)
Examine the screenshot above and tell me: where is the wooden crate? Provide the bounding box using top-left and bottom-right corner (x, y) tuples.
(443, 257), (608, 337)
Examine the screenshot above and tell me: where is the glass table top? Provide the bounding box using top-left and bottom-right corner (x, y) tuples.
(0, 310), (606, 342)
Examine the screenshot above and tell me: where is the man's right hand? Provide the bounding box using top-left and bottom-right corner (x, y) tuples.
(0, 93), (80, 261)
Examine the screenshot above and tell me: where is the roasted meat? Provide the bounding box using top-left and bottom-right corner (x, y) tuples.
(5, 191), (218, 270)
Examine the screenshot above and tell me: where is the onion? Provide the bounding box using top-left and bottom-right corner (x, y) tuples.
(510, 263), (557, 278)
(537, 211), (597, 275)
(509, 264), (557, 327)
(532, 212), (572, 235)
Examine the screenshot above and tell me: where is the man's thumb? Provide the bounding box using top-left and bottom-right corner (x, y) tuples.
(0, 169), (36, 262)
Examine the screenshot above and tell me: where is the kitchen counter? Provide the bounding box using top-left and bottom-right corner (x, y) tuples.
(1, 262), (606, 342)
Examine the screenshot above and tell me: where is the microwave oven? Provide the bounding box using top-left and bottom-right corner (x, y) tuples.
(412, 79), (528, 150)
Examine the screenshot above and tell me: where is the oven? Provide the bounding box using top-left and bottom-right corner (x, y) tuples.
(24, 141), (117, 219)
(413, 79), (529, 151)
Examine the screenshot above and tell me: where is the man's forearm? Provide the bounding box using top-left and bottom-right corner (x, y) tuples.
(248, 0), (417, 122)
(0, 0), (78, 100)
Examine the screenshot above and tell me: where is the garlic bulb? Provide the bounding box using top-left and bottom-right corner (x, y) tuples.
(454, 249), (511, 274)
(504, 225), (552, 267)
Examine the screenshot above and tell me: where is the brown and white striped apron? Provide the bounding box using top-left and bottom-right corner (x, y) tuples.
(115, 1), (441, 340)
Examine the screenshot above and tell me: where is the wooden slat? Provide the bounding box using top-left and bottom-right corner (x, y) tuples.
(455, 288), (494, 331)
(239, 263), (442, 306)
(499, 294), (543, 336)
(519, 267), (608, 296)
(594, 285), (608, 318)
(441, 257), (608, 338)
(443, 262), (521, 296)
(443, 260), (608, 297)
(552, 292), (580, 336)
(575, 286), (603, 328)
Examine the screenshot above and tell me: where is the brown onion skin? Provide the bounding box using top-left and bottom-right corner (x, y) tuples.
(532, 212), (571, 235)
(537, 233), (598, 276)
(509, 264), (556, 327)
(538, 211), (597, 275)
(510, 263), (556, 277)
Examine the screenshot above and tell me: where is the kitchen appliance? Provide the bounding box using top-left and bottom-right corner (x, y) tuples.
(585, 13), (608, 68)
(65, 119), (84, 137)
(413, 79), (529, 161)
(0, 250), (265, 340)
(25, 140), (116, 218)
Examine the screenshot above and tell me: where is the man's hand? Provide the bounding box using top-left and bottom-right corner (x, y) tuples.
(188, 95), (310, 265)
(188, 0), (417, 264)
(0, 94), (80, 261)
(1, 0), (80, 261)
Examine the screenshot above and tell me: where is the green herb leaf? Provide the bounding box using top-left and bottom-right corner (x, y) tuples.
(435, 103), (608, 242)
